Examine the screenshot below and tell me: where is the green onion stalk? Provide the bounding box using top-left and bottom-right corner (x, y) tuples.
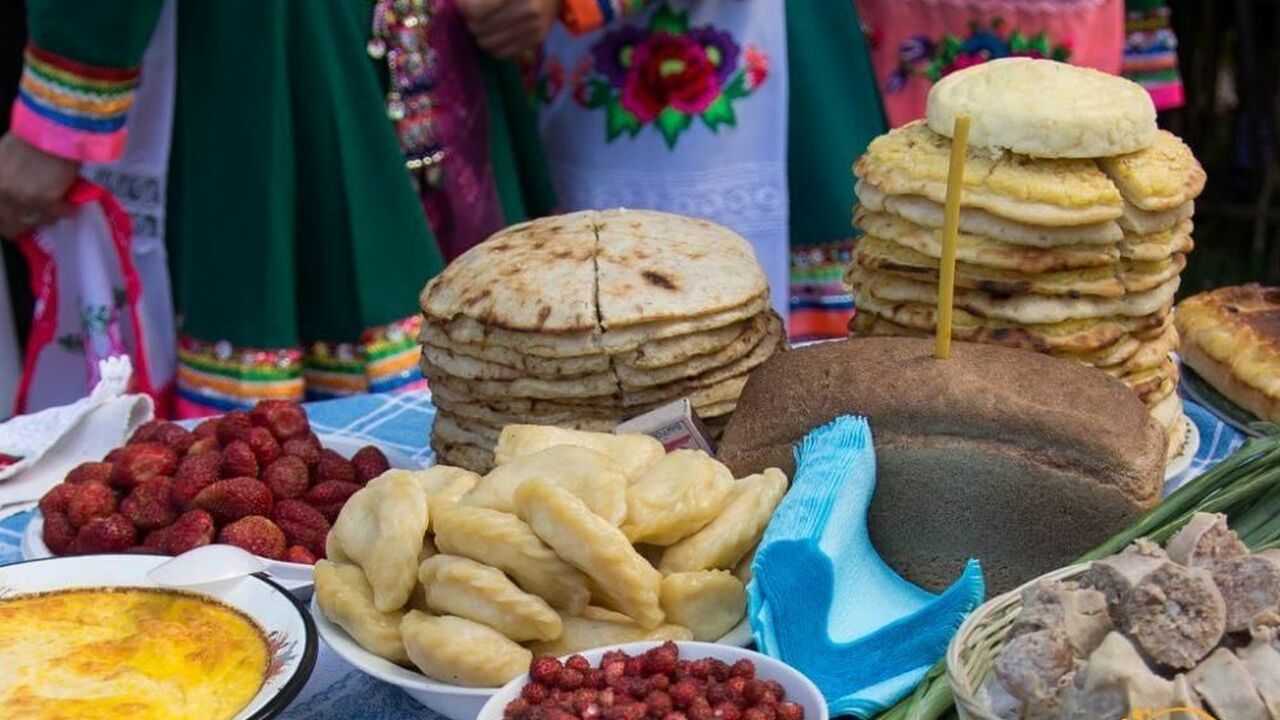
(875, 430), (1280, 720)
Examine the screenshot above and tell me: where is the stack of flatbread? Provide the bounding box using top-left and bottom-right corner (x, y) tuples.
(419, 209), (784, 472)
(846, 59), (1206, 462)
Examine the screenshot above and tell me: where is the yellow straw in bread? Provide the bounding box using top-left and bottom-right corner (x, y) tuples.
(935, 114), (970, 360)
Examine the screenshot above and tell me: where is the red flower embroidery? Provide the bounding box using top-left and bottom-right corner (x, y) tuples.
(744, 45), (768, 90)
(622, 33), (720, 122)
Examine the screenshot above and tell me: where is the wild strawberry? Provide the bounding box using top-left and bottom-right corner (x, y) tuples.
(38, 483), (77, 516)
(220, 440), (258, 478)
(585, 668), (606, 690)
(120, 477), (176, 530)
(530, 657), (563, 685)
(503, 698), (529, 719)
(647, 675), (671, 693)
(643, 642), (679, 674)
(688, 659), (715, 680)
(351, 445), (390, 484)
(624, 658), (644, 677)
(671, 682), (700, 709)
(249, 400), (310, 441)
(145, 509), (216, 555)
(194, 477), (273, 523)
(187, 436), (221, 455)
(559, 668), (585, 691)
(135, 421), (194, 453)
(108, 442), (179, 490)
(216, 410), (254, 445)
(710, 660), (731, 682)
(665, 713), (690, 720)
(273, 499), (330, 557)
(282, 545), (317, 564)
(67, 482), (118, 527)
(218, 515), (286, 559)
(314, 449), (357, 485)
(729, 660), (754, 680)
(715, 704), (742, 720)
(245, 426), (281, 467)
(42, 511), (76, 554)
(688, 698), (714, 720)
(171, 452), (222, 510)
(66, 461), (113, 485)
(723, 678), (747, 700)
(522, 682), (551, 704)
(566, 655), (591, 672)
(193, 417), (221, 439)
(306, 480), (363, 522)
(73, 514), (137, 553)
(264, 456), (310, 499)
(762, 681), (784, 701)
(645, 691), (674, 716)
(282, 436), (321, 468)
(774, 703), (802, 720)
(743, 681), (768, 704)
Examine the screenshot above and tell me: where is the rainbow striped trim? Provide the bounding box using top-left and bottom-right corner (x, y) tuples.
(11, 45), (138, 162)
(305, 316), (425, 401)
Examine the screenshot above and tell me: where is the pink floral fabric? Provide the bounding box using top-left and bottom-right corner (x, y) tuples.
(856, 0), (1124, 127)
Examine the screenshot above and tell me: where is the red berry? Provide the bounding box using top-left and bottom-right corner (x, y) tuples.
(645, 691), (674, 716)
(73, 513), (137, 553)
(689, 659), (714, 680)
(220, 440), (258, 478)
(218, 515), (287, 559)
(706, 684), (728, 705)
(530, 657), (563, 686)
(67, 482), (118, 528)
(282, 437), (321, 468)
(730, 660), (754, 680)
(193, 417), (220, 439)
(743, 681), (767, 704)
(283, 545), (317, 564)
(558, 668), (585, 691)
(194, 477), (273, 523)
(522, 682), (550, 704)
(135, 421), (194, 453)
(689, 698), (714, 720)
(624, 658), (644, 677)
(145, 509), (215, 555)
(710, 660), (731, 682)
(314, 449), (357, 485)
(171, 452), (222, 510)
(263, 456), (310, 499)
(566, 654), (591, 672)
(724, 678), (747, 700)
(42, 511), (76, 555)
(351, 445), (390, 484)
(187, 436), (221, 456)
(249, 400), (310, 441)
(643, 642), (679, 675)
(598, 689), (617, 709)
(120, 476), (177, 530)
(714, 703), (742, 720)
(742, 711), (766, 720)
(503, 699), (529, 719)
(584, 668), (606, 690)
(775, 703), (802, 720)
(215, 410), (254, 445)
(273, 499), (330, 557)
(108, 442), (179, 490)
(66, 461), (113, 485)
(601, 651), (629, 666)
(665, 713), (690, 720)
(763, 682), (784, 701)
(646, 675), (671, 693)
(671, 682), (699, 709)
(573, 689), (600, 713)
(38, 483), (76, 516)
(245, 427), (282, 467)
(305, 480), (363, 522)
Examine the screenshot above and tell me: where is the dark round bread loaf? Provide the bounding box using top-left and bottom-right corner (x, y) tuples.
(717, 336), (1166, 595)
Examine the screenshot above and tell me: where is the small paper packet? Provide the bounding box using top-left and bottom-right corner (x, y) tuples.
(614, 398), (714, 454)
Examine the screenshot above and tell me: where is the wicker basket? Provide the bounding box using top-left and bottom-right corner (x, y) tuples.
(946, 563), (1092, 720)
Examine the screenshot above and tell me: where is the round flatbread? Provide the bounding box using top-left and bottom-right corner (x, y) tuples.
(421, 342), (615, 382)
(1118, 200), (1194, 235)
(1119, 219), (1195, 262)
(618, 314), (763, 370)
(855, 121), (1124, 226)
(615, 314), (783, 389)
(926, 58), (1157, 158)
(420, 320), (611, 376)
(1097, 130), (1207, 212)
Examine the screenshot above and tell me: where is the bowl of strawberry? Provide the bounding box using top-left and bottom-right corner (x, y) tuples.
(21, 400), (421, 594)
(478, 643), (826, 720)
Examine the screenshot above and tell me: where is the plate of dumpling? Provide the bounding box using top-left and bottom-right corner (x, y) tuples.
(312, 425), (788, 720)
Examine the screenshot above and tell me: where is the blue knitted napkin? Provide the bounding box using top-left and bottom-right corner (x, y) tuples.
(747, 415), (985, 718)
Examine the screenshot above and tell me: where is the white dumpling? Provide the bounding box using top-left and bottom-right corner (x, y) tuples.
(432, 505), (590, 613)
(659, 469), (788, 574)
(622, 450), (734, 545)
(516, 478), (664, 628)
(400, 611), (532, 687)
(371, 466), (479, 525)
(419, 554), (561, 642)
(529, 613), (693, 657)
(331, 473), (429, 612)
(660, 570), (747, 641)
(494, 425), (664, 480)
(462, 445), (627, 525)
(314, 560), (409, 665)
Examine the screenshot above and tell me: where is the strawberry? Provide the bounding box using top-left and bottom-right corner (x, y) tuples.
(263, 456), (310, 499)
(120, 477), (177, 530)
(282, 545), (317, 564)
(67, 483), (118, 528)
(38, 483), (77, 516)
(220, 440), (258, 478)
(73, 514), (137, 553)
(218, 515), (286, 560)
(65, 461), (114, 485)
(215, 410), (254, 446)
(282, 436), (321, 468)
(132, 420), (193, 453)
(187, 436), (221, 455)
(128, 419), (168, 444)
(172, 452), (222, 510)
(306, 480), (362, 522)
(314, 449), (357, 485)
(249, 400), (310, 441)
(193, 417), (221, 439)
(108, 442), (179, 490)
(245, 426), (282, 467)
(273, 499), (330, 557)
(194, 477), (273, 523)
(145, 509), (216, 555)
(42, 511), (77, 555)
(351, 445), (390, 484)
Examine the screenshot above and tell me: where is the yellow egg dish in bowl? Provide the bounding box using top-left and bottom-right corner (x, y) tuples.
(0, 554), (316, 719)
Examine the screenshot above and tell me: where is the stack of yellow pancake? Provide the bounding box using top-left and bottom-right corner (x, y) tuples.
(419, 209), (784, 472)
(846, 59), (1205, 461)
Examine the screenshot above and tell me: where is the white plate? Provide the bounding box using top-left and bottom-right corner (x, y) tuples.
(0, 553), (317, 719)
(1163, 413), (1200, 484)
(313, 595), (755, 720)
(22, 434), (423, 597)
(478, 642), (827, 720)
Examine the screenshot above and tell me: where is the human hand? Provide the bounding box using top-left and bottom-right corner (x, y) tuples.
(0, 132), (78, 239)
(457, 0), (560, 61)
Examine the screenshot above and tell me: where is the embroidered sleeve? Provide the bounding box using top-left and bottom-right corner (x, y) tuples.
(560, 0), (652, 35)
(9, 45), (140, 164)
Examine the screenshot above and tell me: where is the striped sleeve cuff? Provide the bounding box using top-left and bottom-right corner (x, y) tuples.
(10, 45), (139, 163)
(560, 0), (647, 34)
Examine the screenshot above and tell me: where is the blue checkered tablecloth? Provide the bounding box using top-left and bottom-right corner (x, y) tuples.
(0, 388), (1248, 719)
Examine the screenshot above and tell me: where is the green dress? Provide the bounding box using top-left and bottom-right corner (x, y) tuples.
(17, 0), (550, 416)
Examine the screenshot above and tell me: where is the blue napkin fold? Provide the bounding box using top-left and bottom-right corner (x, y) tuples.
(747, 415), (985, 718)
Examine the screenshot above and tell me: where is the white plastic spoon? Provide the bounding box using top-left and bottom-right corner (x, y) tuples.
(146, 544), (267, 589)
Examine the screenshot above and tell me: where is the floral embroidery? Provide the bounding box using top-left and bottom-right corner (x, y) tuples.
(573, 5), (767, 149)
(521, 49), (564, 105)
(885, 18), (1071, 94)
